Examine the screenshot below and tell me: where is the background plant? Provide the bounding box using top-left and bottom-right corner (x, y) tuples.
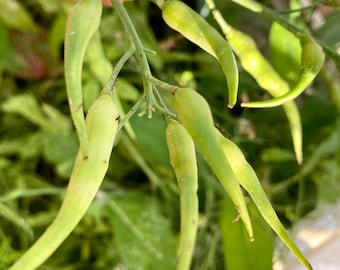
(0, 0), (339, 269)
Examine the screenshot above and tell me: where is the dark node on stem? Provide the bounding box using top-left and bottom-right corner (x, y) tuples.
(170, 86), (179, 95)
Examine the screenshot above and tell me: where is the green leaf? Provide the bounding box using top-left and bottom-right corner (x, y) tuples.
(106, 192), (176, 269)
(130, 114), (171, 169)
(2, 94), (71, 133)
(219, 197), (274, 270)
(42, 132), (78, 178)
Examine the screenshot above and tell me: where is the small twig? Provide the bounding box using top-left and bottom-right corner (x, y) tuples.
(146, 75), (178, 93)
(152, 86), (177, 118)
(103, 47), (135, 94)
(110, 0), (154, 117)
(117, 97), (144, 132)
(276, 0), (323, 14)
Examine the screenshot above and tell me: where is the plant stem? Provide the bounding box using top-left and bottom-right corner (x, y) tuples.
(103, 47), (135, 94)
(110, 0), (154, 117)
(146, 75), (178, 93)
(117, 97), (145, 132)
(276, 0), (323, 14)
(153, 103), (177, 119)
(152, 86), (177, 119)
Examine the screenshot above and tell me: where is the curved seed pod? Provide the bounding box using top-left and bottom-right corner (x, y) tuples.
(10, 93), (119, 270)
(218, 23), (303, 163)
(217, 131), (313, 270)
(64, 0), (103, 158)
(172, 87), (253, 240)
(242, 35), (325, 108)
(161, 0), (239, 107)
(166, 119), (198, 270)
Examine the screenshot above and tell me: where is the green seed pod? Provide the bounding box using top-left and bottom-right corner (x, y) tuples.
(220, 24), (303, 163)
(172, 87), (253, 240)
(10, 93), (119, 270)
(161, 0), (239, 107)
(242, 35), (325, 108)
(64, 0), (103, 158)
(217, 130), (312, 270)
(166, 119), (198, 270)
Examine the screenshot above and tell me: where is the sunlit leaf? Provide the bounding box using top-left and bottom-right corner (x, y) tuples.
(105, 192), (177, 269)
(219, 197), (274, 270)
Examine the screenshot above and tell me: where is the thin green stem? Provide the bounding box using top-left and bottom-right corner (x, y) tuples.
(152, 86), (167, 109)
(205, 0), (231, 34)
(277, 0), (323, 14)
(103, 47), (135, 94)
(146, 75), (178, 93)
(152, 86), (177, 119)
(117, 97), (144, 132)
(153, 103), (177, 119)
(269, 177), (297, 197)
(0, 188), (63, 203)
(110, 0), (153, 117)
(154, 87), (177, 120)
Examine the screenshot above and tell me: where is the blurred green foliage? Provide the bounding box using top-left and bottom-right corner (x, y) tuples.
(0, 0), (339, 269)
